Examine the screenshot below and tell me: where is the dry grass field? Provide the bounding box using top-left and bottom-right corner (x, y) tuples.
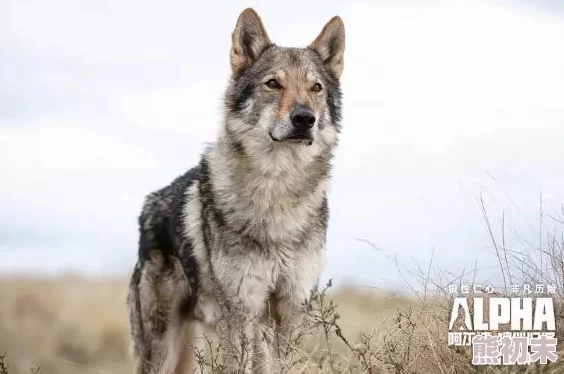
(0, 275), (562, 374)
(0, 277), (416, 374)
(0, 276), (132, 374)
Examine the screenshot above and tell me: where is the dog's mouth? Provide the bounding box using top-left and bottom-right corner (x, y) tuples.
(269, 131), (314, 146)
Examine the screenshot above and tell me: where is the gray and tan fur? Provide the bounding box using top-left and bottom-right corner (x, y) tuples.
(127, 8), (345, 374)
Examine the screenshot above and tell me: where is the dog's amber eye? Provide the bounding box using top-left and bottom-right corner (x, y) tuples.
(312, 83), (323, 92)
(265, 79), (282, 89)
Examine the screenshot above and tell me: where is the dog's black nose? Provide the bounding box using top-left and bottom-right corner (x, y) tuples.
(290, 107), (316, 130)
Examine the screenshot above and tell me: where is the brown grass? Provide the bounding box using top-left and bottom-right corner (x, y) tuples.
(0, 275), (561, 374)
(0, 276), (420, 374)
(0, 276), (131, 374)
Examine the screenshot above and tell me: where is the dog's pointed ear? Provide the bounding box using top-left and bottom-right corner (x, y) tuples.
(230, 8), (272, 74)
(309, 16), (345, 79)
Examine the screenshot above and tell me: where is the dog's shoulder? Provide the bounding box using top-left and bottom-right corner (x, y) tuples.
(137, 165), (201, 263)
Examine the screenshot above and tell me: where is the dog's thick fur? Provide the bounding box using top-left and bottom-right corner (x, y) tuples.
(127, 8), (345, 374)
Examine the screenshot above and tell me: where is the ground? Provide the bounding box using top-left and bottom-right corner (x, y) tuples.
(0, 276), (562, 374)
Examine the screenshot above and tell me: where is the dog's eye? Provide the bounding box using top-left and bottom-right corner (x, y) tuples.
(312, 83), (323, 92)
(265, 79), (282, 89)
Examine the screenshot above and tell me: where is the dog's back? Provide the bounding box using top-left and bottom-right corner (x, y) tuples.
(136, 166), (200, 273)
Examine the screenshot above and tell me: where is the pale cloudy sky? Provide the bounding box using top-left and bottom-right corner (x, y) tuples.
(1, 0), (563, 289)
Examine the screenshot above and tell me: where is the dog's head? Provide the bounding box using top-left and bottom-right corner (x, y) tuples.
(224, 8), (345, 153)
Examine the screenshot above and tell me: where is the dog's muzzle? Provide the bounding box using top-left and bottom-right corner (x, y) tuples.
(269, 105), (316, 146)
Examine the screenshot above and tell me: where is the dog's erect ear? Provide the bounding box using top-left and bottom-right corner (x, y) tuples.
(230, 8), (271, 74)
(309, 16), (345, 79)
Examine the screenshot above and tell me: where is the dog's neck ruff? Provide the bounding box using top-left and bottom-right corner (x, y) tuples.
(204, 134), (332, 243)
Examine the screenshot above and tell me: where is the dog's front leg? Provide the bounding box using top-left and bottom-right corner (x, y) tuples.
(252, 308), (275, 374)
(211, 248), (275, 373)
(272, 295), (304, 373)
(216, 311), (256, 374)
(214, 275), (272, 373)
(273, 249), (325, 373)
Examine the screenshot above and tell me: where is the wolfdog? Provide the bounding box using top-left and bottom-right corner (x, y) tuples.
(127, 7), (345, 374)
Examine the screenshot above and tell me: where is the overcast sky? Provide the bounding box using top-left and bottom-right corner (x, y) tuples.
(1, 0), (563, 289)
